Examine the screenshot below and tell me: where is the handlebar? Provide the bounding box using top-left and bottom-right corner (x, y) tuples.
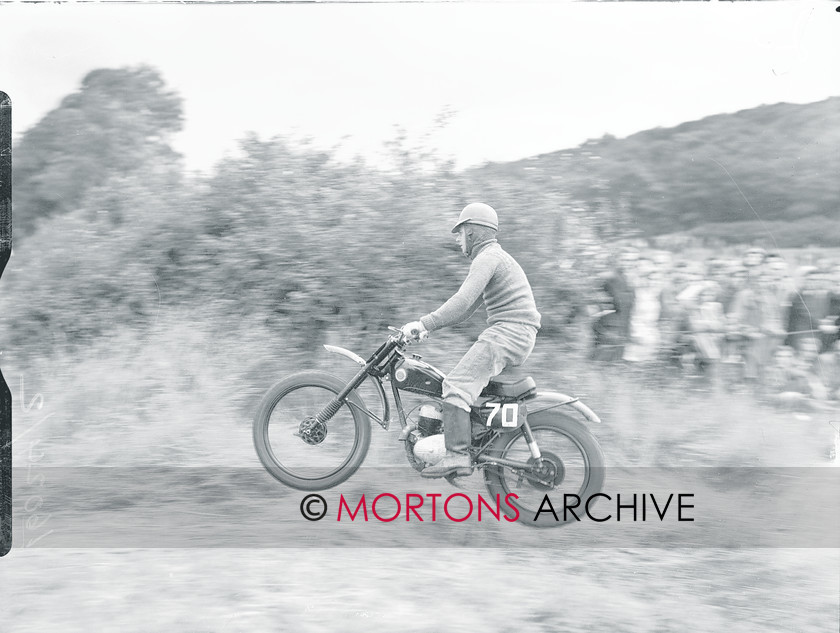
(387, 325), (427, 345)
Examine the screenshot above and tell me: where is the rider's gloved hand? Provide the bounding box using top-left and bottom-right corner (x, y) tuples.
(401, 321), (428, 342)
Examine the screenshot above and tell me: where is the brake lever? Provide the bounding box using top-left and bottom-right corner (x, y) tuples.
(388, 325), (426, 344)
(387, 325), (412, 345)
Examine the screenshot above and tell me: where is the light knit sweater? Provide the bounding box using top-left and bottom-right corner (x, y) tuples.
(420, 239), (542, 332)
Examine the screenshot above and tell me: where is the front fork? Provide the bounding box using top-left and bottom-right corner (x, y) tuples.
(314, 363), (370, 423)
(314, 361), (395, 431)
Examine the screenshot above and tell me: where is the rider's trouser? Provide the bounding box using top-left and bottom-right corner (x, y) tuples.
(442, 322), (539, 413)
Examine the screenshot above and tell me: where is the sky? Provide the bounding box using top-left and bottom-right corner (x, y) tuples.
(1, 1), (838, 172)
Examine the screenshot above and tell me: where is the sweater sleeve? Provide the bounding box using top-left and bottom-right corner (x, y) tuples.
(444, 296), (484, 328)
(420, 252), (498, 332)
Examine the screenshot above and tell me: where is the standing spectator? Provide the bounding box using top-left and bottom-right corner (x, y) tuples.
(728, 268), (777, 384)
(720, 263), (749, 368)
(624, 261), (664, 363)
(657, 256), (686, 365)
(764, 254), (795, 339)
(743, 246), (767, 279)
(820, 263), (840, 351)
(787, 267), (831, 352)
(590, 250), (636, 361)
(674, 261), (713, 363)
(720, 263), (748, 314)
(687, 282), (726, 380)
(757, 267), (789, 361)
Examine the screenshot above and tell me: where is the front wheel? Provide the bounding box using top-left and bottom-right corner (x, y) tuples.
(253, 370), (371, 491)
(483, 411), (605, 528)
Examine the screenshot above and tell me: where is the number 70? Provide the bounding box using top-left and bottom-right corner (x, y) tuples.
(486, 403), (519, 427)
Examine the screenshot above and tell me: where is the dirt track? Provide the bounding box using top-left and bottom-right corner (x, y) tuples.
(2, 354), (838, 631)
(2, 548), (837, 632)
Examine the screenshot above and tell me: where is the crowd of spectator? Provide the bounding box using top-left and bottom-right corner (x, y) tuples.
(588, 245), (840, 409)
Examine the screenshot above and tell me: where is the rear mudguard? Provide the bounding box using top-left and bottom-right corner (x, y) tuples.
(527, 391), (601, 424)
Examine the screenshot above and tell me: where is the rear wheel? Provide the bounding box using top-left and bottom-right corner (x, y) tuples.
(483, 412), (605, 527)
(253, 371), (371, 491)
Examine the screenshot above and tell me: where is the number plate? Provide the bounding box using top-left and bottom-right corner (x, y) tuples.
(484, 402), (525, 429)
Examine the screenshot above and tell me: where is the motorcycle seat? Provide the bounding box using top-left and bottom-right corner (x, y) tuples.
(481, 375), (537, 399)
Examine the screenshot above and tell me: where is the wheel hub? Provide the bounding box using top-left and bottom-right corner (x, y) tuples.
(298, 416), (328, 445)
(525, 451), (565, 490)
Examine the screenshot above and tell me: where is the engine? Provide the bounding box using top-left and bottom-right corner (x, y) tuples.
(416, 403), (443, 436)
(404, 402), (446, 471)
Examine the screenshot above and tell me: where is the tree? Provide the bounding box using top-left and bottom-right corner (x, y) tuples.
(13, 65), (183, 236)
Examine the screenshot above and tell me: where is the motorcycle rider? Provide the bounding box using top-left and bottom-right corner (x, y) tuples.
(401, 203), (542, 478)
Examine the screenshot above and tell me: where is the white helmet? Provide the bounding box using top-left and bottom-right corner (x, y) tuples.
(451, 202), (499, 233)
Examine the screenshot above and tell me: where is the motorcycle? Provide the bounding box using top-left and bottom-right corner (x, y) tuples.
(253, 327), (605, 527)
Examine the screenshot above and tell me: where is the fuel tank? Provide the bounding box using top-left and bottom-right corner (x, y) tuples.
(393, 358), (444, 397)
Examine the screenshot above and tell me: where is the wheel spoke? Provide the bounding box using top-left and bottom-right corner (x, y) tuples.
(254, 371), (372, 491)
(265, 385), (359, 480)
(486, 420), (601, 521)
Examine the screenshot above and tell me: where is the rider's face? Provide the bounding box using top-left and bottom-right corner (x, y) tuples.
(455, 226), (468, 256)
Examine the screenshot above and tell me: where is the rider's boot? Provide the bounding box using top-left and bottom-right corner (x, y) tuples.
(421, 402), (473, 478)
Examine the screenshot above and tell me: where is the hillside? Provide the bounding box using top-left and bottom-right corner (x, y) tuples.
(5, 69), (838, 370)
(474, 98), (840, 246)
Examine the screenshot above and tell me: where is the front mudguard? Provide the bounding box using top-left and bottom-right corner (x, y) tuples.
(323, 344), (390, 430)
(527, 391), (601, 425)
